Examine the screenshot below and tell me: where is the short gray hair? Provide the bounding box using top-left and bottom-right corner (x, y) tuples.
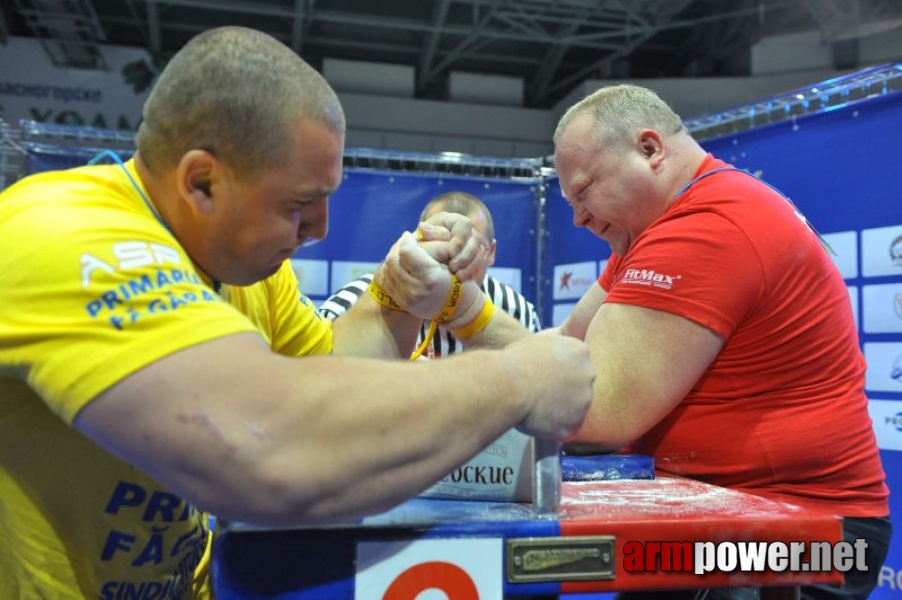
(553, 84), (684, 150)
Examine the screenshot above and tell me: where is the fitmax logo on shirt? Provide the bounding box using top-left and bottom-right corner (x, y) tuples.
(622, 268), (682, 290)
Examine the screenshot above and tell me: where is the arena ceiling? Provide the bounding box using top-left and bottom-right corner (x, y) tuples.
(3, 0), (902, 108)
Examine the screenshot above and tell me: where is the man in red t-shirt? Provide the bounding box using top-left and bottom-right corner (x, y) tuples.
(552, 84), (891, 599)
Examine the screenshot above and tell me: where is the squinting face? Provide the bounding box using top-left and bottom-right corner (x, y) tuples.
(202, 118), (343, 285)
(554, 114), (657, 256)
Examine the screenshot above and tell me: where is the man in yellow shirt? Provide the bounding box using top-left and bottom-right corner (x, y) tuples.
(0, 26), (595, 599)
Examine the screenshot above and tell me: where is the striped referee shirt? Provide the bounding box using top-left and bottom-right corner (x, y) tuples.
(318, 273), (542, 357)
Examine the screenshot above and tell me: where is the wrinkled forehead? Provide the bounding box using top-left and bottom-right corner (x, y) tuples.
(554, 117), (595, 176)
(554, 151), (591, 201)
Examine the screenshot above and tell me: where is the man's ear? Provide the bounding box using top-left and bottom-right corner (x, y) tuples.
(637, 128), (665, 167)
(176, 149), (220, 214)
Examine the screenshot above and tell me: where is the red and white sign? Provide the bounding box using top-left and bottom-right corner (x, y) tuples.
(354, 538), (502, 599)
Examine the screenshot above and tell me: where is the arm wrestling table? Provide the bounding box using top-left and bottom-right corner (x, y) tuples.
(212, 461), (843, 599)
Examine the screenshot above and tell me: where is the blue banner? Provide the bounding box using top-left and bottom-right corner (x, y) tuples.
(295, 169), (541, 313)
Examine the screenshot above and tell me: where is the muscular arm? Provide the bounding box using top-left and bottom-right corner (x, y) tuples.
(74, 332), (593, 527)
(549, 281), (723, 452)
(330, 292), (422, 358)
(454, 278), (607, 350)
(453, 300), (531, 349)
(571, 302), (723, 451)
(558, 282), (608, 340)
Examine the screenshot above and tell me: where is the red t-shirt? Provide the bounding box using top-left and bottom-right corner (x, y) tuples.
(599, 154), (888, 517)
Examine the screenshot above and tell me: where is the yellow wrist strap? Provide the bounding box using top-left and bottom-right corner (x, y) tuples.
(368, 280), (404, 311)
(432, 275), (463, 323)
(410, 274), (463, 360)
(452, 298), (496, 339)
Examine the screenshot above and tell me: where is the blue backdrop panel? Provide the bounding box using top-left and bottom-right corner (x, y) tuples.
(297, 169), (541, 307)
(701, 92), (902, 232)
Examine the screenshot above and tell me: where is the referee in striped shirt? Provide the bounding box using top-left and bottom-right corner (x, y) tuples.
(319, 191), (541, 357)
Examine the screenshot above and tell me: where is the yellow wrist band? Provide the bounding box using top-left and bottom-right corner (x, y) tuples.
(409, 274), (463, 360)
(368, 280), (404, 311)
(432, 275), (463, 323)
(452, 298), (496, 338)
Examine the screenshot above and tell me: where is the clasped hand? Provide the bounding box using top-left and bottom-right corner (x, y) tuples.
(375, 212), (489, 320)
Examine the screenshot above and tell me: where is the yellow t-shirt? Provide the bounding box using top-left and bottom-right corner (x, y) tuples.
(0, 159), (333, 599)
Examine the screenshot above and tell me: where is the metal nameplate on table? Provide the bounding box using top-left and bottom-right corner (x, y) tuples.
(506, 535), (616, 583)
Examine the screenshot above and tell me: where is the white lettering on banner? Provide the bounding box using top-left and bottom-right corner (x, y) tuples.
(0, 37), (148, 131)
(0, 81), (103, 103)
(25, 108), (137, 130)
(355, 538), (502, 600)
(878, 564), (901, 590)
(867, 399), (902, 451)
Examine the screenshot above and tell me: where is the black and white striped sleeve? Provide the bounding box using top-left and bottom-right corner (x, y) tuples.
(317, 273), (374, 321)
(482, 275), (542, 333)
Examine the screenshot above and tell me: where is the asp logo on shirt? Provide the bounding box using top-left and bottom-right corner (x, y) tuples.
(621, 267), (682, 290)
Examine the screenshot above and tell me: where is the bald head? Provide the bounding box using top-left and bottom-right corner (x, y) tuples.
(136, 26), (345, 181)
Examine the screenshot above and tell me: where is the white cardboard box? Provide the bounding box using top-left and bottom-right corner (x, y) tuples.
(419, 429), (535, 502)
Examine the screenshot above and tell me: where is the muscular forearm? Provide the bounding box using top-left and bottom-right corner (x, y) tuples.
(261, 352), (531, 523)
(76, 334), (533, 527)
(330, 292), (422, 359)
(454, 306), (530, 350)
(428, 280), (528, 350)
